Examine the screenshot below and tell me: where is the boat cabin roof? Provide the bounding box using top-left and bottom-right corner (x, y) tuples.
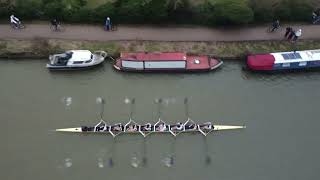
(272, 49), (320, 63)
(67, 50), (92, 62)
(120, 52), (187, 61)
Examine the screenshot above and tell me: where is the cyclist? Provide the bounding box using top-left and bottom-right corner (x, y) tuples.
(271, 20), (280, 32)
(10, 14), (21, 29)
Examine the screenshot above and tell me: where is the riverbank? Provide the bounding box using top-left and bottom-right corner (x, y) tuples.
(0, 39), (320, 60)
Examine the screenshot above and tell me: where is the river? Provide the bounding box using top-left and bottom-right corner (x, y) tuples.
(1, 60), (320, 180)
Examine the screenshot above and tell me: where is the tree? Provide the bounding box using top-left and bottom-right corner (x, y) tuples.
(114, 0), (168, 23)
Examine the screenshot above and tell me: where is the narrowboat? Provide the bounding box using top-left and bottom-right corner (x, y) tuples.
(47, 50), (107, 70)
(113, 52), (223, 72)
(247, 49), (320, 72)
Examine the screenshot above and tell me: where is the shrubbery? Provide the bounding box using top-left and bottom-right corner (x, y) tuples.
(0, 0), (317, 25)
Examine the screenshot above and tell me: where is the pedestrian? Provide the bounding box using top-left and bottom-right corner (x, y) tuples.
(105, 17), (112, 31)
(292, 29), (302, 42)
(287, 29), (295, 41)
(284, 27), (292, 38)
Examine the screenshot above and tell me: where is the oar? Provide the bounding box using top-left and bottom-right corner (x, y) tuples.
(142, 137), (147, 166)
(108, 138), (115, 167)
(203, 135), (211, 165)
(156, 98), (163, 119)
(129, 98), (135, 120)
(99, 98), (105, 120)
(184, 97), (211, 165)
(168, 136), (176, 167)
(184, 97), (189, 119)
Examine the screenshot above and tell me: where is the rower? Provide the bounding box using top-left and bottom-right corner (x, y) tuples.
(143, 123), (152, 131)
(172, 122), (183, 131)
(185, 123), (196, 130)
(203, 122), (212, 130)
(177, 122), (184, 130)
(157, 123), (166, 131)
(113, 123), (123, 131)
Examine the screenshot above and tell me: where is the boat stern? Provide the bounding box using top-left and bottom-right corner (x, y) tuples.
(247, 54), (275, 71)
(113, 58), (122, 71)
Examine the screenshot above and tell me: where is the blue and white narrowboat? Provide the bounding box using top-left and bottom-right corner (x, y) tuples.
(247, 49), (320, 71)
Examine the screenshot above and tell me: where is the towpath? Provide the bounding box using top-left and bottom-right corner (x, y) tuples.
(0, 23), (319, 42)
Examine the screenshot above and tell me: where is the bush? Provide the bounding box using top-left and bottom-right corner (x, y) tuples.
(211, 0), (254, 25)
(250, 0), (276, 22)
(42, 0), (65, 19)
(114, 0), (168, 23)
(14, 0), (42, 19)
(274, 0), (313, 21)
(94, 2), (116, 23)
(0, 0), (13, 18)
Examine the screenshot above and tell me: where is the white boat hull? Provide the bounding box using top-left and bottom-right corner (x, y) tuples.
(55, 124), (245, 136)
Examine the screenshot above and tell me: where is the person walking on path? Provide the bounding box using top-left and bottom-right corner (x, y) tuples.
(287, 28), (296, 40)
(105, 17), (112, 31)
(292, 29), (302, 42)
(284, 27), (293, 38)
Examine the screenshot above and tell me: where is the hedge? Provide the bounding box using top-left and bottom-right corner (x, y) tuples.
(0, 0), (317, 25)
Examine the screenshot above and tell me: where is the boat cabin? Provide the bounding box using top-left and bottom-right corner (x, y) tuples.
(247, 49), (320, 71)
(114, 52), (223, 72)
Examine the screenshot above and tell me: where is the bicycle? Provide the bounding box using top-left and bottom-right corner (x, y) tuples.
(267, 25), (281, 33)
(11, 22), (25, 30)
(104, 24), (118, 31)
(50, 23), (64, 32)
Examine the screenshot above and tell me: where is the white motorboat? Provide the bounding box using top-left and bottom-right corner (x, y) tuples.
(46, 50), (107, 70)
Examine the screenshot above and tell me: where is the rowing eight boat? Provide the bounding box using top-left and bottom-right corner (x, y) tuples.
(56, 118), (245, 137)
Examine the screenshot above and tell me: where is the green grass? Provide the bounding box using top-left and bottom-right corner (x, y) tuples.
(1, 39), (319, 59)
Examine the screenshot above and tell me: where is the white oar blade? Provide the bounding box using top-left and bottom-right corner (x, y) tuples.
(214, 125), (246, 131)
(56, 127), (82, 132)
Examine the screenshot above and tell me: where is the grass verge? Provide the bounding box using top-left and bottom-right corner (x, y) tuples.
(0, 38), (319, 59)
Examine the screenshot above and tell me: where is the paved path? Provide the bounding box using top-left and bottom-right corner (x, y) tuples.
(0, 23), (319, 42)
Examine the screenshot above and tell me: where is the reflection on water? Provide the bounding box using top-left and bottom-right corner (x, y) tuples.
(162, 156), (173, 168)
(130, 154), (140, 168)
(240, 68), (320, 87)
(64, 158), (72, 168)
(61, 96), (72, 107)
(97, 158), (104, 168)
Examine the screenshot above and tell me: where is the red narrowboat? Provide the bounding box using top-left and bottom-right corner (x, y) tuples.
(113, 52), (223, 72)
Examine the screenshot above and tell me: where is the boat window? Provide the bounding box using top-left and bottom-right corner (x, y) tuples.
(299, 61), (307, 66)
(282, 53), (302, 60)
(85, 60), (92, 63)
(282, 63), (290, 67)
(73, 61), (83, 64)
(91, 54), (93, 60)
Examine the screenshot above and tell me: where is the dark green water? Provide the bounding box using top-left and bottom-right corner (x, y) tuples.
(1, 60), (320, 180)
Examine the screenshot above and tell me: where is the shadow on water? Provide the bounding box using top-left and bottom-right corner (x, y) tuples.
(242, 69), (320, 85)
